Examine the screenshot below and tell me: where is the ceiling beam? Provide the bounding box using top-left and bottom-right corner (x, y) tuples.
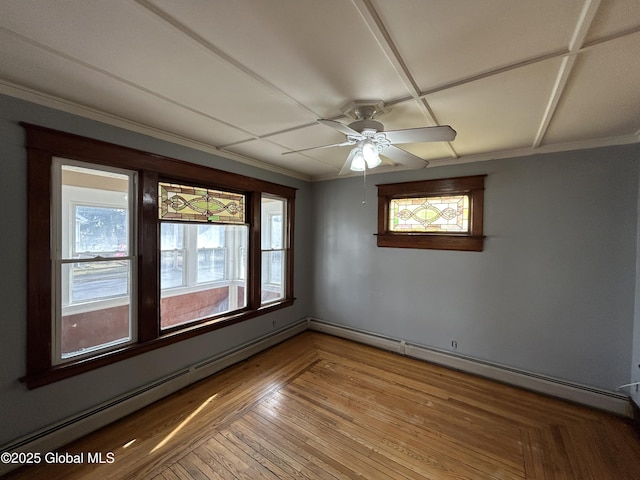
(350, 0), (420, 96)
(533, 0), (602, 148)
(350, 0), (458, 159)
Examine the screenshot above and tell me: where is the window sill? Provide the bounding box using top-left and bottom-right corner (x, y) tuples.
(376, 233), (485, 252)
(22, 298), (295, 389)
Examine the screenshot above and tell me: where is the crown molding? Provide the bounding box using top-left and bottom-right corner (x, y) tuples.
(0, 80), (312, 182)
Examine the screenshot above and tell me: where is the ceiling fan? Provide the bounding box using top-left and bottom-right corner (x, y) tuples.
(283, 101), (456, 175)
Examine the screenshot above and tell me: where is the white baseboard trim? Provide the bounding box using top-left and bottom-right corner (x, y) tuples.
(307, 318), (632, 418)
(0, 319), (307, 476)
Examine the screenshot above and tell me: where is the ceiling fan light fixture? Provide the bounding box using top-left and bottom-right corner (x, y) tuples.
(361, 141), (381, 168)
(349, 140), (381, 172)
(349, 148), (366, 171)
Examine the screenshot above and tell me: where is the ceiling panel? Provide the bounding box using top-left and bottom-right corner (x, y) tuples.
(544, 33), (640, 145)
(427, 58), (564, 156)
(585, 0), (640, 43)
(265, 123), (346, 153)
(393, 142), (456, 162)
(0, 28), (251, 146)
(0, 0), (314, 136)
(375, 100), (438, 129)
(224, 138), (343, 178)
(373, 0), (584, 90)
(147, 0), (414, 118)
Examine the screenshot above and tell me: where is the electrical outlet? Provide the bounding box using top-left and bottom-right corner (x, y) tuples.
(451, 340), (457, 350)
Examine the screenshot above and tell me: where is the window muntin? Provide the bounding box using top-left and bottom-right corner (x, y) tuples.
(261, 195), (286, 304)
(377, 175), (485, 252)
(54, 161), (137, 362)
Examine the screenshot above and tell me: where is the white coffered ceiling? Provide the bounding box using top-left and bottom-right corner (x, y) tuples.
(0, 0), (639, 181)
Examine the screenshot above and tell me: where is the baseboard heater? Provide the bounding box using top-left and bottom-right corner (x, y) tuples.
(307, 318), (632, 418)
(0, 319), (307, 476)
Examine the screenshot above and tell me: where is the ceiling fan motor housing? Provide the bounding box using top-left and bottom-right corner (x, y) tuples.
(341, 100), (387, 119)
(348, 119), (384, 134)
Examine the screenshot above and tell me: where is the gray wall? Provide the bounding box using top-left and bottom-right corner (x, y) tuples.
(311, 145), (640, 392)
(0, 94), (313, 446)
(1, 91), (639, 448)
(632, 172), (640, 407)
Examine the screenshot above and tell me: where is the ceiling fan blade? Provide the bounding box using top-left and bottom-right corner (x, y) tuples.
(382, 145), (429, 169)
(339, 148), (358, 175)
(318, 119), (361, 136)
(383, 125), (456, 144)
(282, 140), (355, 155)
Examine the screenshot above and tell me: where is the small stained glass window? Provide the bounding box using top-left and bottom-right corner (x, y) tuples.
(377, 175), (485, 251)
(390, 195), (469, 233)
(159, 182), (245, 224)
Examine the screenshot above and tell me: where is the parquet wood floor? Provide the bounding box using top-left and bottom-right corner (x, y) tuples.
(4, 331), (640, 479)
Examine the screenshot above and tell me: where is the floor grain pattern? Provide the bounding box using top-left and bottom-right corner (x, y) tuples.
(5, 332), (640, 479)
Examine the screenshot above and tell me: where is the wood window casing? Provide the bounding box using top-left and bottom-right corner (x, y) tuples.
(377, 175), (486, 251)
(23, 124), (296, 388)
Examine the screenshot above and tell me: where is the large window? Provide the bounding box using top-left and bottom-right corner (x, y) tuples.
(377, 175), (485, 251)
(24, 124), (295, 388)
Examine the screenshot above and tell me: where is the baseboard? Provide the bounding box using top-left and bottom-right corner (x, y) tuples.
(307, 318), (632, 418)
(0, 319), (307, 476)
(2, 316), (632, 477)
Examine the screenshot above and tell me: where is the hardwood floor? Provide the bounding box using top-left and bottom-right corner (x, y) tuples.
(5, 331), (640, 479)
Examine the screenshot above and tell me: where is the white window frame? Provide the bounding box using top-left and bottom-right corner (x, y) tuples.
(261, 194), (287, 304)
(51, 158), (138, 364)
(159, 222), (249, 329)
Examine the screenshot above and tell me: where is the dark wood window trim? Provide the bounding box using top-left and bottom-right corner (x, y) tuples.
(23, 123), (296, 389)
(377, 175), (486, 252)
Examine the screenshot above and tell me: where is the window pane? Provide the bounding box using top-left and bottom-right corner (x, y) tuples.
(261, 197), (285, 249)
(66, 260), (130, 304)
(161, 224), (248, 330)
(161, 223), (184, 289)
(161, 250), (184, 289)
(58, 163), (135, 360)
(159, 182), (245, 223)
(74, 205), (128, 256)
(60, 260), (132, 358)
(389, 195), (470, 233)
(261, 251), (285, 303)
(197, 224), (225, 283)
(261, 196), (286, 304)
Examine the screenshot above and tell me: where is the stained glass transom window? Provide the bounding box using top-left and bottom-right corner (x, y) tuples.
(390, 195), (469, 233)
(159, 182), (245, 223)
